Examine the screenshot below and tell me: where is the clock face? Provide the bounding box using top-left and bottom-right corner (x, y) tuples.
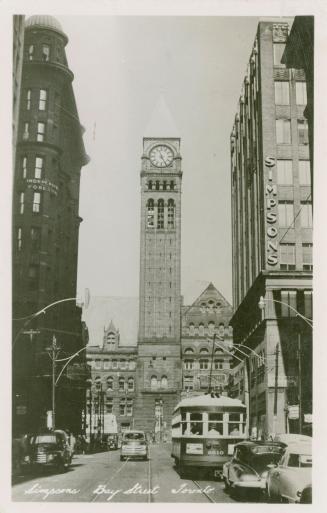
(149, 145), (174, 168)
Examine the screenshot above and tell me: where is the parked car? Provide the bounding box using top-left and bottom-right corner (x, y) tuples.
(222, 441), (286, 499)
(266, 442), (312, 503)
(273, 433), (311, 446)
(120, 430), (149, 461)
(300, 484), (312, 504)
(27, 430), (72, 473)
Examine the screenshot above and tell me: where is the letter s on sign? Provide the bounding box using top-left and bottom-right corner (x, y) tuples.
(266, 212), (277, 223)
(265, 156), (276, 167)
(267, 254), (278, 265)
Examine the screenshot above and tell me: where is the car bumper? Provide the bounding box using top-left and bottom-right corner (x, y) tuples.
(121, 448), (147, 457)
(233, 480), (266, 489)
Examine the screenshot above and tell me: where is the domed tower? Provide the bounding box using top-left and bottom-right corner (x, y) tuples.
(12, 16), (89, 435)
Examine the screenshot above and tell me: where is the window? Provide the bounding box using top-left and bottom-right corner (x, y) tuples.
(157, 199), (164, 229)
(276, 119), (291, 144)
(28, 264), (39, 290)
(190, 413), (203, 435)
(147, 199), (154, 228)
(112, 359), (118, 369)
(184, 376), (194, 391)
(161, 376), (168, 389)
(299, 161), (311, 185)
(37, 122), (45, 142)
(32, 192), (41, 213)
(273, 43), (286, 66)
(198, 324), (205, 336)
(281, 291), (297, 317)
(128, 377), (134, 391)
(22, 156), (27, 178)
(106, 398), (113, 414)
(107, 377), (113, 391)
(279, 243), (296, 270)
(28, 45), (34, 60)
(302, 243), (313, 271)
(34, 157), (44, 179)
(214, 359), (223, 370)
(19, 192), (24, 214)
(199, 359), (209, 370)
(278, 201), (294, 228)
(304, 290), (313, 318)
(208, 322), (215, 335)
(17, 228), (22, 251)
(129, 360), (136, 370)
(296, 82), (307, 105)
(184, 347), (194, 354)
(39, 89), (47, 110)
(150, 376), (158, 390)
(26, 89), (31, 110)
(120, 359), (127, 369)
(168, 199), (175, 228)
(94, 359), (101, 370)
(118, 378), (125, 392)
(200, 347), (209, 354)
(120, 399), (126, 416)
(23, 122), (29, 140)
(189, 323), (195, 336)
(208, 413), (223, 436)
(184, 359), (194, 370)
(301, 202), (313, 228)
(277, 160), (293, 185)
(42, 44), (50, 61)
(103, 359), (110, 370)
(274, 81), (290, 105)
(30, 227), (41, 248)
(126, 400), (133, 416)
(297, 119), (309, 145)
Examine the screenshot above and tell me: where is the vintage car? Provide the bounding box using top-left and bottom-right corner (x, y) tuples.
(300, 484), (312, 504)
(26, 430), (72, 473)
(273, 433), (311, 445)
(120, 430), (149, 461)
(266, 442), (312, 503)
(222, 441), (286, 499)
(107, 433), (119, 450)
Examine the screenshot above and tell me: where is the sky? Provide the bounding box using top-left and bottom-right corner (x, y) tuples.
(56, 16), (261, 305)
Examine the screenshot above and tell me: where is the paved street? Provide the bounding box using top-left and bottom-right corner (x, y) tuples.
(12, 442), (238, 503)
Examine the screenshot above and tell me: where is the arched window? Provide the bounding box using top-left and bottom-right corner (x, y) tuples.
(170, 180), (175, 191)
(128, 377), (134, 391)
(107, 332), (115, 345)
(168, 199), (175, 229)
(155, 180), (160, 191)
(95, 376), (101, 390)
(161, 376), (168, 388)
(199, 323), (205, 336)
(215, 348), (223, 354)
(163, 180), (167, 190)
(157, 199), (164, 229)
(150, 376), (158, 390)
(189, 323), (195, 336)
(218, 323), (225, 337)
(147, 199), (154, 228)
(148, 180), (153, 190)
(208, 322), (215, 335)
(200, 347), (209, 354)
(118, 377), (125, 391)
(107, 377), (114, 391)
(184, 347), (194, 354)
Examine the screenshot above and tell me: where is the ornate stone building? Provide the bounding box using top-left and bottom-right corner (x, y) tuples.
(86, 321), (137, 436)
(12, 15), (89, 435)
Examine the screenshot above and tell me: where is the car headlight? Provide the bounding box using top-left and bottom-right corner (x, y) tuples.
(24, 455), (30, 463)
(47, 454), (55, 461)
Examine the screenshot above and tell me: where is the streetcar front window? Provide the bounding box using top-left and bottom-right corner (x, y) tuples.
(228, 413), (245, 436)
(208, 413), (223, 436)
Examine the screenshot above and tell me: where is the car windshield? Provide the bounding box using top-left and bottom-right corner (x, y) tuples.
(124, 432), (145, 441)
(32, 435), (57, 444)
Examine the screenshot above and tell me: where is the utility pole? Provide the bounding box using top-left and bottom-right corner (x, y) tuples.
(208, 334), (216, 393)
(48, 335), (60, 430)
(273, 343), (279, 435)
(298, 333), (302, 434)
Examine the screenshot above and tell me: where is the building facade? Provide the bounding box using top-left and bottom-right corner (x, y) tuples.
(86, 322), (137, 438)
(13, 15), (25, 167)
(181, 283), (234, 398)
(230, 21), (312, 439)
(12, 16), (89, 436)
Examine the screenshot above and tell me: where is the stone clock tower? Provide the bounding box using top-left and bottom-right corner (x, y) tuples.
(134, 97), (183, 435)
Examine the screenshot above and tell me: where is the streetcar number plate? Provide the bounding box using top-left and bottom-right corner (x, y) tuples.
(208, 449), (217, 455)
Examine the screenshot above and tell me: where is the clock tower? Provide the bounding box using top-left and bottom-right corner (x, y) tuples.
(134, 97), (183, 435)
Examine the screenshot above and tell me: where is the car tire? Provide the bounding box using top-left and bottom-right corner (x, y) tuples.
(120, 456), (124, 461)
(223, 477), (231, 491)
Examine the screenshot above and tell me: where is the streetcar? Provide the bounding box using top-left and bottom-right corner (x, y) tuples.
(171, 393), (247, 478)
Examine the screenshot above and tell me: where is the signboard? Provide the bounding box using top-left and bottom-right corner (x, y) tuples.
(26, 178), (59, 195)
(288, 405), (299, 420)
(304, 414), (312, 424)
